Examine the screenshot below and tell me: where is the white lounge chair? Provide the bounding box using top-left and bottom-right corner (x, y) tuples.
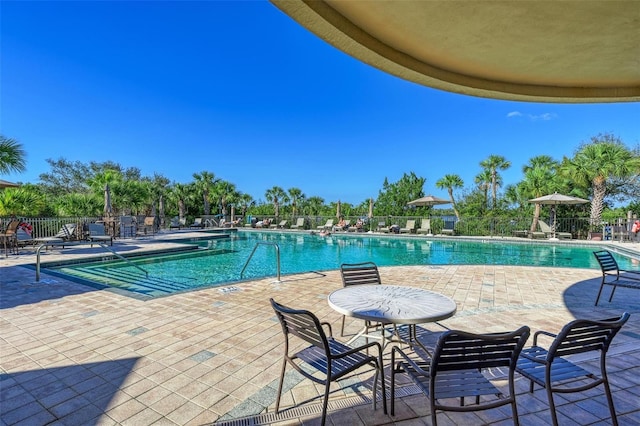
(317, 219), (334, 230)
(416, 219), (431, 234)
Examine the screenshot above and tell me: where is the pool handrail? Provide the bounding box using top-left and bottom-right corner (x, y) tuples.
(241, 242), (281, 282)
(35, 241), (149, 282)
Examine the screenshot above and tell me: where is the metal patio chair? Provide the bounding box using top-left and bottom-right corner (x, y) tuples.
(593, 250), (640, 305)
(391, 326), (530, 425)
(270, 298), (387, 426)
(516, 313), (630, 426)
(339, 262), (383, 337)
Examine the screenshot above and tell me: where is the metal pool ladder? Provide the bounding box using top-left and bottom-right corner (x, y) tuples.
(240, 242), (281, 282)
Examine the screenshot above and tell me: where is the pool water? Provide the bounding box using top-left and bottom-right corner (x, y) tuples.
(47, 231), (639, 297)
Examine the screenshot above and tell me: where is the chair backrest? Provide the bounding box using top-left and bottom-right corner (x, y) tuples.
(443, 220), (455, 230)
(270, 298), (329, 353)
(88, 223), (106, 236)
(340, 262), (381, 287)
(405, 220), (416, 229)
(420, 219), (430, 230)
(538, 220), (552, 233)
(431, 326), (530, 375)
(144, 217), (156, 227)
(295, 217), (305, 227)
(55, 224), (76, 239)
(325, 219), (334, 227)
(3, 220), (20, 236)
(279, 220), (287, 226)
(547, 313), (629, 359)
(194, 218), (202, 224)
(593, 250), (619, 274)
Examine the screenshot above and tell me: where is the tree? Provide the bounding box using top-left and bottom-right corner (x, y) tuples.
(265, 186), (288, 218)
(215, 180), (238, 217)
(304, 196), (325, 215)
(193, 171), (219, 215)
(169, 183), (191, 222)
(436, 174), (464, 220)
(0, 135), (26, 175)
(376, 172), (426, 216)
(0, 185), (46, 216)
(237, 193), (255, 218)
(287, 187), (305, 216)
(561, 134), (640, 227)
(518, 166), (556, 232)
(474, 170), (492, 212)
(480, 155), (511, 209)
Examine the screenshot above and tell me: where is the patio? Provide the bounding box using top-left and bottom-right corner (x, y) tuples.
(1, 237), (639, 425)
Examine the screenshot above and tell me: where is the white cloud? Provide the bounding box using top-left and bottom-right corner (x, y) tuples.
(506, 111), (558, 121)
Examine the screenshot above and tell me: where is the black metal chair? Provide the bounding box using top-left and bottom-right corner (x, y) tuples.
(391, 326), (530, 426)
(339, 262), (382, 336)
(593, 250), (640, 305)
(516, 313), (630, 426)
(270, 298), (387, 426)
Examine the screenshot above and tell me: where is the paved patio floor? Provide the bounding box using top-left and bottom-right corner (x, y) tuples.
(1, 234), (639, 425)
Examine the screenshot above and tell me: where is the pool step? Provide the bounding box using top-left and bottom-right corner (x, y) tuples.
(58, 265), (196, 295)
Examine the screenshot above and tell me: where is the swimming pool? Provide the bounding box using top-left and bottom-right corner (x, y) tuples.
(45, 231), (639, 298)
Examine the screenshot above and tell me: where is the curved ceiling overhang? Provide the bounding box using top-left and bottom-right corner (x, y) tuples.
(271, 0), (640, 103)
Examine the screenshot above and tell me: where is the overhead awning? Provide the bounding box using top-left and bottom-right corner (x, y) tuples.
(271, 1), (640, 103)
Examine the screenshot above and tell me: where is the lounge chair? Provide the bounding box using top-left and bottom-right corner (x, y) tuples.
(271, 220), (288, 229)
(400, 219), (416, 234)
(416, 219), (431, 234)
(333, 219), (350, 232)
(189, 217), (204, 228)
(441, 220), (456, 235)
(391, 326), (530, 424)
(1, 219), (20, 256)
(169, 217), (184, 229)
(32, 223), (77, 249)
(139, 217), (157, 236)
(377, 221), (389, 233)
(516, 313), (629, 426)
(317, 219), (333, 230)
(538, 220), (572, 239)
(291, 217), (305, 229)
(88, 223), (113, 246)
(270, 298), (387, 426)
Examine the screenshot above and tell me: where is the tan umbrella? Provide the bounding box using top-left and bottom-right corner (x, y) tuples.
(336, 200), (341, 218)
(368, 198), (374, 218)
(407, 195), (450, 207)
(230, 205), (235, 221)
(0, 179), (19, 189)
(529, 192), (589, 239)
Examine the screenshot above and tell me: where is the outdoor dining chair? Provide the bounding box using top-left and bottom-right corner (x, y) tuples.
(516, 313), (630, 426)
(270, 298), (387, 426)
(391, 326), (530, 425)
(339, 262), (382, 337)
(593, 250), (640, 305)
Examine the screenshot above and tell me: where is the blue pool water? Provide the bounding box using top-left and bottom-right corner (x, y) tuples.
(47, 231), (639, 297)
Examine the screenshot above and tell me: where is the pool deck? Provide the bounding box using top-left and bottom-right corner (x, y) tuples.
(1, 231), (639, 425)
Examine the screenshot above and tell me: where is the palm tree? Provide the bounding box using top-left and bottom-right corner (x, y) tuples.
(518, 166), (556, 233)
(265, 186), (288, 219)
(561, 135), (639, 227)
(214, 180), (238, 217)
(480, 155), (511, 209)
(287, 187), (305, 217)
(305, 196), (325, 215)
(169, 183), (191, 222)
(237, 193), (255, 218)
(0, 135), (27, 174)
(193, 171), (219, 215)
(435, 174), (464, 220)
(474, 170), (492, 212)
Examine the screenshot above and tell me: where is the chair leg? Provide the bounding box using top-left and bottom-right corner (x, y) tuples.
(603, 377), (619, 426)
(321, 381), (331, 426)
(595, 282), (606, 305)
(275, 359), (287, 413)
(608, 285), (618, 303)
(546, 386), (559, 426)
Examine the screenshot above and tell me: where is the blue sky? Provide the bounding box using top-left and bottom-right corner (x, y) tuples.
(2, 1), (638, 205)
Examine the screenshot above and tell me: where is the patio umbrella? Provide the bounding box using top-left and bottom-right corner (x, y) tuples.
(336, 200), (341, 218)
(529, 192), (589, 239)
(368, 198), (374, 218)
(0, 179), (19, 189)
(104, 184), (113, 218)
(230, 205), (235, 221)
(407, 195), (450, 207)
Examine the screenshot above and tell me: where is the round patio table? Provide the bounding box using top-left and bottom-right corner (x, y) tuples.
(328, 285), (457, 325)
